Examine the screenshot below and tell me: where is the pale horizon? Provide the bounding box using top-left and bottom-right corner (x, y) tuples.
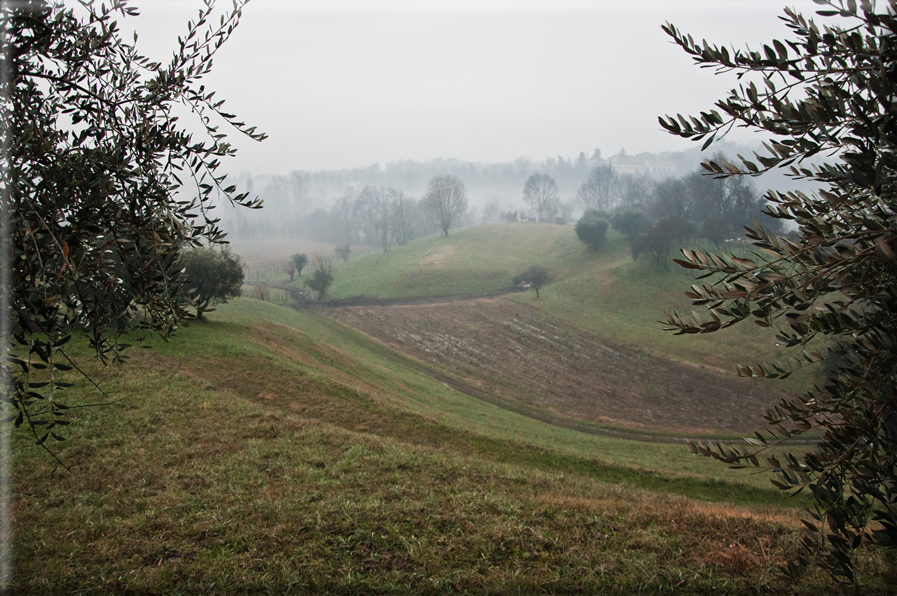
(122, 0), (821, 175)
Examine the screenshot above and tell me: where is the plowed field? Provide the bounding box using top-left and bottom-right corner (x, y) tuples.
(327, 297), (794, 437)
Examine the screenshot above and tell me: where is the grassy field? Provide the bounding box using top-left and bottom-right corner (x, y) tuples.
(325, 224), (593, 299)
(12, 298), (894, 593)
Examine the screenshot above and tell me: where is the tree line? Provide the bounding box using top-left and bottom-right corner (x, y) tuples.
(222, 147), (717, 241)
(323, 175), (471, 252)
(571, 159), (782, 268)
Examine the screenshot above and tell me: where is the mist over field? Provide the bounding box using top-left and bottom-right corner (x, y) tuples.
(219, 140), (817, 248)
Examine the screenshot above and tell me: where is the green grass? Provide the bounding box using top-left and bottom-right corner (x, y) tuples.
(17, 299), (893, 594)
(325, 224), (593, 299)
(518, 241), (815, 390)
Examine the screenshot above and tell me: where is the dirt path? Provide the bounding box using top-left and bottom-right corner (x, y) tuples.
(325, 297), (799, 439)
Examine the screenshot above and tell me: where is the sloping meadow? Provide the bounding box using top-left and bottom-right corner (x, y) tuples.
(10, 301), (895, 593)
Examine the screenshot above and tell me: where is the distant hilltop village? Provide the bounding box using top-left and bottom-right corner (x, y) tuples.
(609, 163), (678, 178)
(606, 151), (681, 178)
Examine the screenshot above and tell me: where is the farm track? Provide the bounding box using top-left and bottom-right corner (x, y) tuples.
(319, 296), (815, 445)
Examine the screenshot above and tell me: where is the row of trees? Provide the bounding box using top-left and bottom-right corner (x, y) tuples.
(572, 162), (779, 268)
(520, 169), (672, 224)
(228, 155), (694, 240)
(226, 148), (665, 238)
(324, 175), (470, 251)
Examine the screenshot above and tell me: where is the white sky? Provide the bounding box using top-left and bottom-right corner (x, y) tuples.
(121, 0), (823, 174)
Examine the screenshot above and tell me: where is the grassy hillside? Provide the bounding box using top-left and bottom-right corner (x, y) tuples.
(319, 223), (812, 391)
(326, 224), (592, 299)
(15, 299), (893, 593)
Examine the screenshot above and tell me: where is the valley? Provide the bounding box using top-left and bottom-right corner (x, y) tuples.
(11, 225), (893, 593)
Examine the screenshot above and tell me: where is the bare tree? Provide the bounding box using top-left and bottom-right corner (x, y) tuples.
(288, 170), (311, 214)
(423, 175), (468, 237)
(332, 190), (357, 244)
(522, 174), (560, 222)
(389, 192), (418, 246)
(617, 173), (651, 208)
(355, 186), (393, 251)
(650, 177), (691, 221)
(577, 164), (616, 211)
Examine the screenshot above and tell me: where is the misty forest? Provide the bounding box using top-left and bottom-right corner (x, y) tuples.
(3, 1), (897, 594)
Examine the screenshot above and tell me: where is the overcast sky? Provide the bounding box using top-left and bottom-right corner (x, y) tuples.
(122, 0), (823, 175)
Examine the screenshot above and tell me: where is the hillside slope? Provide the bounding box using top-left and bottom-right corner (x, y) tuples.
(326, 223), (591, 299)
(16, 300), (887, 593)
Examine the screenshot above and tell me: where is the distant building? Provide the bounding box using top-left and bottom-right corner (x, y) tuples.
(610, 163), (677, 178)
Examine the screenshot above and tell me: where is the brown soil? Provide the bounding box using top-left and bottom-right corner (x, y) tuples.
(326, 297), (794, 437)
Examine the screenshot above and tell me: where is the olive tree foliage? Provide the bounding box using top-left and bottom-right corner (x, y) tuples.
(423, 175), (467, 237)
(180, 247), (244, 321)
(0, 0), (263, 456)
(522, 173), (560, 222)
(660, 1), (897, 585)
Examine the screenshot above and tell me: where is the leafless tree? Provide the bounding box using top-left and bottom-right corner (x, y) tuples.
(650, 177), (691, 221)
(423, 175), (468, 237)
(522, 173), (560, 222)
(389, 192), (419, 246)
(355, 186), (393, 251)
(577, 164), (616, 211)
(333, 190), (357, 244)
(288, 170), (311, 214)
(616, 173), (651, 208)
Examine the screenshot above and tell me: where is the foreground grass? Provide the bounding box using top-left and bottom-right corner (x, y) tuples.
(10, 301), (895, 593)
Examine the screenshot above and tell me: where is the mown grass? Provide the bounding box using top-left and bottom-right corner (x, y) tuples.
(12, 299), (896, 593)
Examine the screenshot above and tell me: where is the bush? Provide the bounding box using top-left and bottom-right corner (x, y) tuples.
(513, 266), (551, 299)
(304, 256), (334, 301)
(611, 209), (646, 239)
(575, 211), (609, 251)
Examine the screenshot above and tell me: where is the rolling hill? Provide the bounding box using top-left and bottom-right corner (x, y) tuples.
(12, 225), (892, 593)
(319, 223), (813, 392)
